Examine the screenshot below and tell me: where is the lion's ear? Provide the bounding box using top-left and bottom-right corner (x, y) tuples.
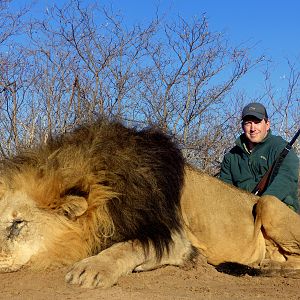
(58, 196), (88, 220)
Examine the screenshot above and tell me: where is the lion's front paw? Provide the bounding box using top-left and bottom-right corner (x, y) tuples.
(65, 256), (120, 289)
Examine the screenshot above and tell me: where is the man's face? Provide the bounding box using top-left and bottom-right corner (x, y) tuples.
(242, 117), (270, 145)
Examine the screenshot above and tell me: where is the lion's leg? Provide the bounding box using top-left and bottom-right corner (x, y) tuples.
(65, 231), (194, 289)
(256, 195), (300, 268)
(134, 231), (196, 272)
(65, 240), (148, 289)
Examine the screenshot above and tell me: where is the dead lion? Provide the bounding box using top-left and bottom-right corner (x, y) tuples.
(0, 119), (299, 288)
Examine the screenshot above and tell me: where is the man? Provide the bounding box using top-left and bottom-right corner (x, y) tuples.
(219, 102), (299, 212)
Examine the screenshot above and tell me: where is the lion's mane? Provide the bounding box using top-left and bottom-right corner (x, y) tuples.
(0, 119), (185, 261)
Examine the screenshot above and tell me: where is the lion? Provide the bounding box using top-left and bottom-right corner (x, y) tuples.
(0, 119), (299, 289)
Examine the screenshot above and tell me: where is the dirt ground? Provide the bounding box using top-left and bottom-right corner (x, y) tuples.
(0, 259), (299, 300)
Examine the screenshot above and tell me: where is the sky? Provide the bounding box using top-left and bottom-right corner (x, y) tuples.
(104, 0), (300, 59)
(105, 0), (300, 99)
(25, 0), (300, 59)
(7, 0), (300, 100)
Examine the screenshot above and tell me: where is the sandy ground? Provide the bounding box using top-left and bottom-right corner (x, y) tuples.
(0, 259), (299, 300)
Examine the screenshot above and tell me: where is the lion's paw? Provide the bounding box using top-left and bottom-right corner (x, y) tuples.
(65, 256), (120, 289)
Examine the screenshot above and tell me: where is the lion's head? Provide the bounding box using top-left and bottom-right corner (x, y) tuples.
(0, 177), (115, 271)
(0, 119), (184, 272)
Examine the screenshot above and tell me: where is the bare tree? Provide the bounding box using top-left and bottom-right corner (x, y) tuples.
(1, 0), (297, 179)
(136, 15), (265, 173)
(261, 58), (300, 153)
(0, 1), (31, 155)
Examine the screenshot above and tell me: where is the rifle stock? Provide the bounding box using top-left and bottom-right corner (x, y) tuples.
(252, 166), (273, 196)
(251, 127), (300, 196)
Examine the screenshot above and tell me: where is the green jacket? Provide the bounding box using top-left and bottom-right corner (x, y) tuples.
(219, 130), (299, 212)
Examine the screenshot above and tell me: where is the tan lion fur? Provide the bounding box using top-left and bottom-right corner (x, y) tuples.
(181, 165), (300, 271)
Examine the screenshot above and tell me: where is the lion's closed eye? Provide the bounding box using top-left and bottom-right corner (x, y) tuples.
(6, 219), (27, 240)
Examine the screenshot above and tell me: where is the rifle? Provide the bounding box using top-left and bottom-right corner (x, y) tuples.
(252, 127), (300, 196)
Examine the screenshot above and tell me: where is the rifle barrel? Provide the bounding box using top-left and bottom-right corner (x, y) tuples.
(288, 128), (300, 147)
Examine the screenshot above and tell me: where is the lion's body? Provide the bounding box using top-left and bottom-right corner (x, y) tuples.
(181, 167), (266, 266)
(0, 120), (300, 288)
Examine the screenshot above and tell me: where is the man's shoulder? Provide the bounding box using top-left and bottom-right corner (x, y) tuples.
(224, 145), (244, 158)
(265, 133), (287, 148)
(264, 133), (299, 162)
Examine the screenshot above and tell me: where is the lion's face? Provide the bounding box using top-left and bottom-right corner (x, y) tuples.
(0, 186), (92, 272)
(0, 190), (48, 271)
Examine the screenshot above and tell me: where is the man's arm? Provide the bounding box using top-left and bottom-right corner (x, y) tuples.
(219, 154), (234, 185)
(263, 148), (299, 211)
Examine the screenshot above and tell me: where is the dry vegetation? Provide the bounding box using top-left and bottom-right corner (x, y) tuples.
(0, 0), (299, 177)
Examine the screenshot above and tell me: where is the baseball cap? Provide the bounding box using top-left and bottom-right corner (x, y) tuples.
(241, 102), (268, 120)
